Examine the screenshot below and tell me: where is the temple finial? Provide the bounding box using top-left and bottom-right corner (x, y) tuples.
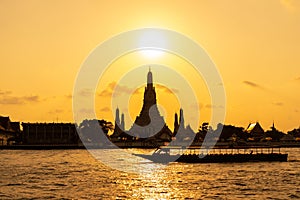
(147, 67), (153, 85)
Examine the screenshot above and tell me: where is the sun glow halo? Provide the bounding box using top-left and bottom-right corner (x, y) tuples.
(140, 49), (165, 59)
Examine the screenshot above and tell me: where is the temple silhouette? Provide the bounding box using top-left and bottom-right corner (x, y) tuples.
(1, 69), (300, 148)
(1, 68), (299, 148)
(111, 68), (177, 144)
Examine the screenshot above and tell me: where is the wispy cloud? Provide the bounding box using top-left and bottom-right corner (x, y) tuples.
(78, 88), (93, 97)
(48, 109), (64, 114)
(156, 85), (179, 94)
(65, 94), (72, 99)
(272, 102), (284, 106)
(24, 96), (39, 102)
(98, 89), (113, 97)
(99, 107), (111, 112)
(132, 88), (143, 95)
(0, 90), (12, 95)
(190, 103), (204, 110)
(294, 77), (300, 81)
(0, 94), (40, 105)
(98, 82), (179, 98)
(243, 81), (266, 90)
(98, 82), (136, 97)
(78, 108), (94, 115)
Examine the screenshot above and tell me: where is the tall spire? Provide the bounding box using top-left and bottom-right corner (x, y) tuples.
(121, 113), (125, 130)
(174, 112), (179, 134)
(147, 66), (153, 86)
(179, 108), (185, 128)
(129, 68), (171, 140)
(115, 107), (120, 125)
(272, 120), (276, 131)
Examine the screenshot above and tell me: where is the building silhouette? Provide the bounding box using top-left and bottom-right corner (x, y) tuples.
(110, 68), (197, 145)
(246, 122), (264, 141)
(0, 116), (21, 145)
(128, 68), (173, 142)
(111, 107), (129, 141)
(173, 108), (195, 142)
(22, 123), (79, 145)
(174, 112), (179, 135)
(111, 68), (194, 144)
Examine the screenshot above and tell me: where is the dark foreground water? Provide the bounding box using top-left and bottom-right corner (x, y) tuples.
(0, 148), (299, 199)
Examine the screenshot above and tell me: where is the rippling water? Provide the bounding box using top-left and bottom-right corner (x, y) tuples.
(0, 148), (299, 199)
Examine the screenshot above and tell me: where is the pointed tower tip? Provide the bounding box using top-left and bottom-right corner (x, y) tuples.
(147, 67), (153, 85)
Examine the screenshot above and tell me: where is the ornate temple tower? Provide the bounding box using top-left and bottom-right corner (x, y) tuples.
(115, 107), (120, 126)
(111, 107), (127, 140)
(174, 108), (195, 142)
(133, 68), (158, 126)
(174, 113), (179, 135)
(129, 68), (172, 141)
(120, 113), (125, 131)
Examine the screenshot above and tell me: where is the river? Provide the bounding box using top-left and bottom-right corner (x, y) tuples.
(0, 148), (299, 199)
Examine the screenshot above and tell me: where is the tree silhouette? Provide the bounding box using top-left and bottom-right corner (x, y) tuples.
(79, 119), (113, 144)
(265, 126), (284, 142)
(288, 127), (300, 138)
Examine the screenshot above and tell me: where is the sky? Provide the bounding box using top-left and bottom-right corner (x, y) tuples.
(1, 0), (300, 132)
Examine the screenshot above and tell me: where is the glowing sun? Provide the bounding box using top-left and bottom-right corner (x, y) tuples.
(140, 49), (164, 59)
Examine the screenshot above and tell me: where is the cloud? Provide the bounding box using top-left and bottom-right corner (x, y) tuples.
(107, 82), (116, 90)
(155, 84), (179, 94)
(65, 94), (72, 99)
(132, 88), (143, 95)
(98, 82), (180, 99)
(205, 104), (213, 108)
(98, 82), (136, 97)
(98, 82), (180, 98)
(48, 109), (64, 114)
(78, 108), (94, 114)
(78, 88), (93, 97)
(243, 81), (259, 87)
(294, 77), (300, 81)
(0, 95), (40, 105)
(23, 95), (39, 102)
(190, 103), (204, 110)
(98, 82), (117, 97)
(0, 96), (23, 104)
(99, 107), (111, 112)
(98, 89), (113, 97)
(272, 102), (284, 106)
(243, 81), (265, 90)
(114, 84), (135, 97)
(0, 90), (12, 95)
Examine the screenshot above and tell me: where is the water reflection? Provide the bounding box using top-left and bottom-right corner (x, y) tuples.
(90, 149), (167, 174)
(0, 149), (300, 199)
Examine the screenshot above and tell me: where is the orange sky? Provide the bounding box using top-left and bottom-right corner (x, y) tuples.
(1, 0), (300, 132)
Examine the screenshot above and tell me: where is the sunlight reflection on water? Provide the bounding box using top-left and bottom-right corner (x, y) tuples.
(0, 148), (300, 199)
(90, 149), (166, 174)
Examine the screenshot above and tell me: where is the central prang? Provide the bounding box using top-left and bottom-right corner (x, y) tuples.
(129, 68), (171, 139)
